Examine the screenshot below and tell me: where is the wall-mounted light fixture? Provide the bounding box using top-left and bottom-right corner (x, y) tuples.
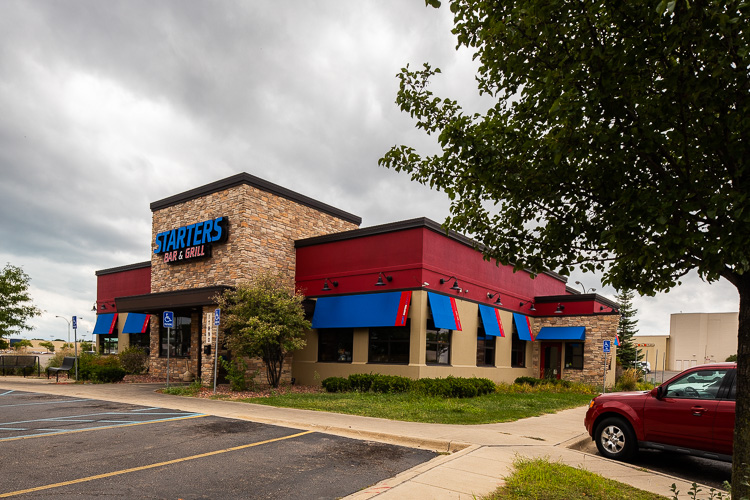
(520, 301), (536, 312)
(91, 303), (97, 312)
(439, 276), (461, 291)
(600, 306), (620, 314)
(322, 278), (339, 291)
(555, 303), (565, 314)
(486, 292), (503, 306)
(100, 304), (107, 310)
(375, 272), (393, 287)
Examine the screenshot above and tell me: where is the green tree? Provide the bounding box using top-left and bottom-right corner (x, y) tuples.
(39, 340), (55, 352)
(215, 273), (310, 388)
(615, 290), (639, 368)
(380, 1), (749, 495)
(0, 263), (43, 342)
(13, 339), (33, 351)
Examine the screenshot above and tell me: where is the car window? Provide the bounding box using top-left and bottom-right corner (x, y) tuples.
(663, 369), (728, 400)
(729, 375), (736, 401)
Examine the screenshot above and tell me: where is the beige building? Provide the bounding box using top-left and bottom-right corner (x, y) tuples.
(669, 312), (738, 370)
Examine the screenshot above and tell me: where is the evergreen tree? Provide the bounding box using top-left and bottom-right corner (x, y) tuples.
(615, 289), (639, 367)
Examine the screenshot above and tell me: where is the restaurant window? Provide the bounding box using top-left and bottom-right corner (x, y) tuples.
(511, 324), (526, 368)
(318, 328), (353, 363)
(129, 332), (151, 354)
(99, 330), (119, 355)
(476, 319), (496, 367)
(159, 315), (191, 358)
(368, 321), (410, 364)
(426, 319), (451, 365)
(564, 342), (584, 370)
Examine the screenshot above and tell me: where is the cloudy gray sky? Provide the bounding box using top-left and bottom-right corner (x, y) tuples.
(0, 1), (739, 342)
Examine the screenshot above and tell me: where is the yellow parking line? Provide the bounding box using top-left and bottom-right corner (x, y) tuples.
(0, 430), (314, 498)
(0, 414), (207, 442)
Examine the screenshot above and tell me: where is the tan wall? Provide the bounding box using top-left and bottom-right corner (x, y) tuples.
(669, 312), (738, 371)
(632, 335), (669, 371)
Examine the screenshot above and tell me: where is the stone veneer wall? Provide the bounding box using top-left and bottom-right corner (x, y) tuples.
(149, 182), (359, 385)
(532, 314), (620, 386)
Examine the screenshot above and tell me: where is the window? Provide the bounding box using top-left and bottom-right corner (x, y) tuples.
(664, 369), (729, 400)
(476, 319), (495, 366)
(511, 324), (526, 368)
(129, 332), (151, 355)
(426, 319), (451, 365)
(159, 315), (191, 358)
(99, 330), (118, 355)
(318, 328), (353, 362)
(564, 342), (584, 370)
(368, 321), (410, 364)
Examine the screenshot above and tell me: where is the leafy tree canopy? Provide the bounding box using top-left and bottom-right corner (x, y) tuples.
(216, 273), (310, 388)
(0, 263), (43, 339)
(381, 1), (749, 295)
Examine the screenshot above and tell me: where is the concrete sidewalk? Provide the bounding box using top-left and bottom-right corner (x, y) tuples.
(0, 377), (719, 499)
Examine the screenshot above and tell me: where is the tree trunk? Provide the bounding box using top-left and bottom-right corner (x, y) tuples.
(733, 274), (750, 498)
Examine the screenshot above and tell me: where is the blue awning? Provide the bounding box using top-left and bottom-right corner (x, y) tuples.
(312, 291), (412, 329)
(93, 313), (118, 335)
(513, 313), (534, 341)
(427, 292), (462, 331)
(536, 326), (586, 341)
(478, 304), (505, 337)
(122, 313), (150, 334)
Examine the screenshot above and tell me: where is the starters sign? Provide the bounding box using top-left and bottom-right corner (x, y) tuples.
(154, 216), (228, 265)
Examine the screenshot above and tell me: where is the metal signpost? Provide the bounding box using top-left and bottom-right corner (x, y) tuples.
(72, 316), (79, 381)
(213, 308), (220, 394)
(163, 311), (174, 388)
(602, 340), (611, 393)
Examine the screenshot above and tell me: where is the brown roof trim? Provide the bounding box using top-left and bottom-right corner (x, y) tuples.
(295, 217), (567, 284)
(149, 172), (362, 225)
(115, 286), (231, 314)
(95, 261), (151, 276)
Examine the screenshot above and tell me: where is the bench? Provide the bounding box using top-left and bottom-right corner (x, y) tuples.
(0, 355), (40, 377)
(47, 356), (76, 382)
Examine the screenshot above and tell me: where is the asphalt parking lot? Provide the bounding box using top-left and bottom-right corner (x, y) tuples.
(0, 390), (436, 499)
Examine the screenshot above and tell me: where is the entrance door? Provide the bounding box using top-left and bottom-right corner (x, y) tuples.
(540, 342), (562, 380)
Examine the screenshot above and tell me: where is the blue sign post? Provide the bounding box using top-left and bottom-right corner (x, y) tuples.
(72, 316), (79, 380)
(602, 340), (611, 393)
(213, 309), (221, 393)
(163, 311), (174, 387)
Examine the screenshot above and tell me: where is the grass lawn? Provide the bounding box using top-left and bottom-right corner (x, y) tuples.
(484, 457), (668, 500)
(220, 390), (594, 425)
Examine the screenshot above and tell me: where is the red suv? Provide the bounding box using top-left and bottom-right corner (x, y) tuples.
(584, 362), (736, 462)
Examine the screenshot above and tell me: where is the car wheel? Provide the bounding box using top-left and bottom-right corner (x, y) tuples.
(594, 417), (637, 461)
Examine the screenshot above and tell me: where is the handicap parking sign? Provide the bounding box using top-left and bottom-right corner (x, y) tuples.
(214, 308), (220, 327)
(163, 311), (174, 328)
(603, 340), (611, 353)
(72, 316), (77, 329)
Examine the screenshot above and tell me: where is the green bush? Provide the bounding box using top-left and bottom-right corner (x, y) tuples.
(90, 365), (127, 383)
(221, 357), (248, 392)
(412, 376), (496, 398)
(321, 377), (351, 393)
(348, 373), (377, 392)
(726, 354), (738, 362)
(514, 376), (542, 386)
(370, 375), (412, 394)
(119, 346), (148, 374)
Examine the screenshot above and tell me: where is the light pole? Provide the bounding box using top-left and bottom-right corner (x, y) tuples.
(574, 280), (596, 294)
(55, 316), (70, 344)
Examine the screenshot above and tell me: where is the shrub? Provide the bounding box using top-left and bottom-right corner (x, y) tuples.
(413, 376), (495, 398)
(90, 365), (127, 383)
(514, 376), (542, 387)
(616, 368), (641, 391)
(348, 373), (377, 392)
(119, 346), (148, 374)
(727, 354), (738, 362)
(370, 375), (412, 394)
(322, 377), (351, 393)
(78, 353), (122, 382)
(221, 357), (248, 392)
